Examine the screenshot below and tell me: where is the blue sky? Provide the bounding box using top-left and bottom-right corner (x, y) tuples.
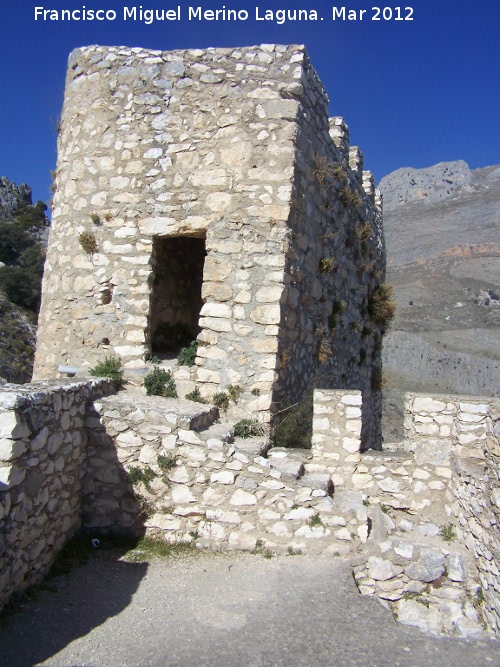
(0, 1), (499, 205)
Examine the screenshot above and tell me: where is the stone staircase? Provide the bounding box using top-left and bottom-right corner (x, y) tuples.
(84, 389), (367, 555)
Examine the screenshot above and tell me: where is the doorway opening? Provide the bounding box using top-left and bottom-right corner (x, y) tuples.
(149, 236), (206, 358)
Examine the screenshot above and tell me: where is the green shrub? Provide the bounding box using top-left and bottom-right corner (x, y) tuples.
(234, 419), (264, 438)
(273, 391), (313, 449)
(128, 465), (156, 490)
(439, 523), (456, 542)
(185, 387), (207, 403)
(0, 222), (34, 264)
(89, 356), (124, 385)
(90, 213), (102, 226)
(177, 340), (198, 366)
(157, 454), (176, 472)
(144, 367), (178, 398)
(212, 391), (230, 412)
(147, 355), (161, 365)
(13, 200), (49, 231)
(308, 513), (323, 527)
(227, 384), (242, 403)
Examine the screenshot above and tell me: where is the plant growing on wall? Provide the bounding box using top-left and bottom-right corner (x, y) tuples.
(368, 284), (397, 329)
(177, 340), (198, 366)
(339, 186), (361, 209)
(314, 156), (348, 193)
(234, 419), (264, 438)
(144, 367), (178, 398)
(317, 338), (332, 364)
(128, 465), (156, 491)
(212, 391), (230, 412)
(157, 454), (176, 472)
(227, 385), (242, 403)
(319, 257), (336, 274)
(78, 230), (98, 255)
(185, 387), (207, 403)
(89, 356), (124, 385)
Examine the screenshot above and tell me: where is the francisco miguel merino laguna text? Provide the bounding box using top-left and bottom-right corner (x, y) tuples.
(34, 5), (322, 24)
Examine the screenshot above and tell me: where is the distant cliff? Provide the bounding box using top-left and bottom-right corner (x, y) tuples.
(380, 161), (500, 267)
(0, 177), (49, 382)
(379, 161), (500, 439)
(0, 176), (33, 222)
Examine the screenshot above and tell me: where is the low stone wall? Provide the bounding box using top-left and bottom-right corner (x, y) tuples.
(0, 379), (114, 610)
(1, 381), (499, 638)
(311, 390), (499, 637)
(85, 393), (365, 554)
(405, 394), (500, 634)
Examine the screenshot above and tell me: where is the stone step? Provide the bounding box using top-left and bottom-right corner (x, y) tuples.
(233, 436), (268, 459)
(98, 393), (219, 433)
(299, 473), (334, 496)
(266, 447), (309, 480)
(197, 422), (234, 449)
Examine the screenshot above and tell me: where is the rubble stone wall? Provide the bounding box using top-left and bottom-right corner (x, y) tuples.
(405, 393), (500, 634)
(311, 389), (499, 636)
(82, 392), (367, 555)
(33, 43), (384, 434)
(0, 379), (114, 610)
(1, 381), (499, 638)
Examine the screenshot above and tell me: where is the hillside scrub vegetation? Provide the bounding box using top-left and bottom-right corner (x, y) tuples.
(0, 199), (49, 315)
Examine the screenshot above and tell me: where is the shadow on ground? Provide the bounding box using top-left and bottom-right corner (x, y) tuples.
(0, 540), (148, 667)
(1, 552), (500, 667)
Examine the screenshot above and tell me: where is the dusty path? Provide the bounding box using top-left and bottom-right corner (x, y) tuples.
(1, 551), (499, 667)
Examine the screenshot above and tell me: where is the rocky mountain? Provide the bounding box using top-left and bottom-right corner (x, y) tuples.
(380, 161), (500, 441)
(0, 177), (33, 222)
(0, 177), (49, 383)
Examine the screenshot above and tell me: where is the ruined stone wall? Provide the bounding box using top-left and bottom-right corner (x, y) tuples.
(0, 379), (113, 610)
(310, 390), (499, 636)
(82, 392), (366, 554)
(1, 381), (499, 637)
(33, 43), (384, 432)
(405, 393), (500, 634)
(277, 71), (385, 447)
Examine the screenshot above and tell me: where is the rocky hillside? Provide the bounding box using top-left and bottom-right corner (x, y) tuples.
(0, 177), (49, 383)
(380, 161), (500, 440)
(0, 177), (33, 221)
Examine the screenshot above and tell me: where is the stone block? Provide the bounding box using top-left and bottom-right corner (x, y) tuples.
(412, 397), (447, 413)
(0, 412), (30, 439)
(0, 438), (27, 462)
(229, 489), (257, 506)
(367, 556), (403, 581)
(210, 470), (235, 485)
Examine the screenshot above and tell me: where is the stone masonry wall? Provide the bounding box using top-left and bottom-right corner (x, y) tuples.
(0, 379), (114, 610)
(406, 393), (500, 634)
(1, 381), (499, 638)
(277, 83), (385, 447)
(83, 392), (366, 554)
(0, 382), (366, 611)
(311, 390), (499, 637)
(33, 43), (384, 434)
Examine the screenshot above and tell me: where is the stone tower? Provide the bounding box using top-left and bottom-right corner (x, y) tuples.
(34, 44), (386, 446)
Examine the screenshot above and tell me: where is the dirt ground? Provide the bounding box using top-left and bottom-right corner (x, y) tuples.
(1, 548), (499, 667)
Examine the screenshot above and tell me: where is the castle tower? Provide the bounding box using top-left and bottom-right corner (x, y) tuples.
(34, 44), (385, 446)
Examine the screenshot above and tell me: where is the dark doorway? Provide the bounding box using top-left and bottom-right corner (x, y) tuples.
(150, 236), (206, 357)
